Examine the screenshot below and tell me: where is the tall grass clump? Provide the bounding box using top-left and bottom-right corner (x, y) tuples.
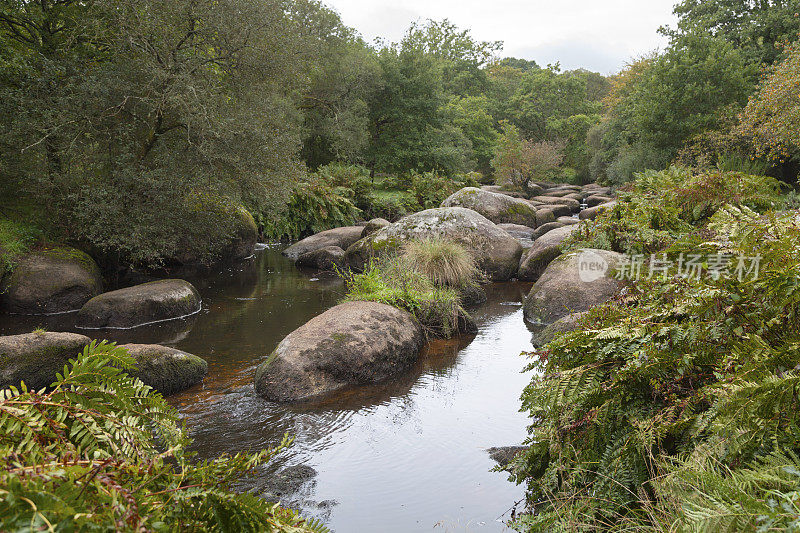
(400, 239), (480, 290)
(343, 240), (480, 337)
(0, 341), (327, 532)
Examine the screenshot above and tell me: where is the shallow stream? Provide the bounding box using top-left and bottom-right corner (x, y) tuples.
(0, 245), (537, 532)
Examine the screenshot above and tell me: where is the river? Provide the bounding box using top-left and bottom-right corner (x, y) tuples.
(0, 245), (536, 532)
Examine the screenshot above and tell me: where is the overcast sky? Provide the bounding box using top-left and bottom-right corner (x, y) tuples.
(323, 0), (678, 74)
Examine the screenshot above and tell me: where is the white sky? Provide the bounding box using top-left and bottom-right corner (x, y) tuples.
(322, 0), (678, 74)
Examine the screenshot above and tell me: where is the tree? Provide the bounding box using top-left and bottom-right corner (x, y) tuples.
(0, 0), (322, 266)
(663, 0), (800, 66)
(738, 39), (800, 162)
(491, 122), (565, 193)
(444, 95), (499, 173)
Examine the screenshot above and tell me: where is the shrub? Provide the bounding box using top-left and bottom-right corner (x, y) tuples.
(0, 341), (325, 532)
(567, 166), (783, 255)
(510, 177), (800, 531)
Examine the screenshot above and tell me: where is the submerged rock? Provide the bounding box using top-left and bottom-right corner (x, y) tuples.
(119, 344), (207, 395)
(2, 247), (103, 314)
(517, 225), (580, 282)
(441, 187), (539, 227)
(255, 301), (425, 402)
(76, 279), (201, 329)
(487, 446), (529, 467)
(0, 331), (91, 390)
(283, 226), (365, 261)
(524, 249), (625, 324)
(344, 207), (523, 281)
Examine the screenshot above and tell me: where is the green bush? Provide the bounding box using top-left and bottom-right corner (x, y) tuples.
(0, 341), (325, 532)
(511, 176), (800, 531)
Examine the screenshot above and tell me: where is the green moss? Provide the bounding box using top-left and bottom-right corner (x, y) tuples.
(39, 247), (101, 277)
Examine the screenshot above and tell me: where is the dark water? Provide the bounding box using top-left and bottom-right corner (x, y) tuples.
(0, 245), (535, 532)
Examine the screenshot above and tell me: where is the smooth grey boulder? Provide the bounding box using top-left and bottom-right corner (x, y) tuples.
(442, 187), (539, 227)
(479, 185), (528, 198)
(344, 207), (523, 281)
(255, 301), (425, 402)
(2, 248), (103, 314)
(296, 246), (345, 271)
(579, 201), (618, 221)
(497, 223), (534, 239)
(523, 249), (625, 324)
(532, 311), (588, 346)
(531, 196), (581, 212)
(0, 332), (91, 390)
(586, 195), (614, 207)
(535, 207), (557, 225)
(119, 344), (207, 395)
(76, 279), (201, 329)
(361, 218), (391, 237)
(582, 185), (613, 197)
(539, 203), (573, 218)
(557, 216), (581, 225)
(531, 221), (566, 240)
(518, 225), (580, 281)
(283, 226), (365, 261)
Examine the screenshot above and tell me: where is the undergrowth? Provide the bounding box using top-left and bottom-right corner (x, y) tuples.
(0, 341), (327, 532)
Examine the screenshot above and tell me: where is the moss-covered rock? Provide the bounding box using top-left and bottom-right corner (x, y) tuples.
(343, 207), (523, 281)
(442, 187), (539, 227)
(523, 249), (625, 324)
(254, 301), (424, 402)
(531, 221), (566, 240)
(0, 331), (91, 390)
(1, 247), (103, 315)
(535, 207), (558, 225)
(119, 344), (207, 395)
(173, 203), (258, 266)
(76, 279), (201, 329)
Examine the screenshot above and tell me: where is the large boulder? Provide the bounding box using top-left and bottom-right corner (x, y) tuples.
(2, 248), (103, 314)
(344, 207), (523, 281)
(0, 332), (91, 390)
(361, 218), (391, 237)
(532, 311), (588, 346)
(579, 201), (618, 221)
(586, 195), (614, 207)
(283, 226), (365, 261)
(173, 205), (258, 265)
(441, 187), (539, 227)
(254, 301), (425, 402)
(523, 249), (625, 324)
(479, 185), (527, 198)
(76, 279), (201, 329)
(557, 216), (581, 225)
(296, 246), (345, 271)
(518, 225), (580, 281)
(531, 221), (565, 240)
(531, 196), (581, 212)
(535, 207), (557, 225)
(119, 344), (208, 395)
